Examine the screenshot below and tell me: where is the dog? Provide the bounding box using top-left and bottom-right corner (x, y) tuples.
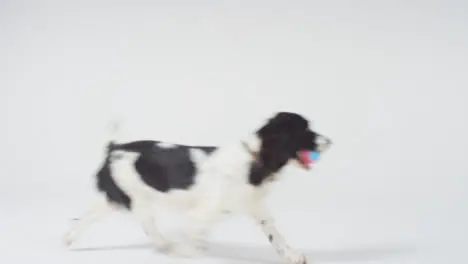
(63, 112), (333, 264)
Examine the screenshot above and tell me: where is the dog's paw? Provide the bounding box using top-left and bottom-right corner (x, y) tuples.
(152, 241), (173, 254)
(62, 232), (75, 248)
(166, 243), (203, 258)
(194, 238), (209, 252)
(286, 251), (308, 264)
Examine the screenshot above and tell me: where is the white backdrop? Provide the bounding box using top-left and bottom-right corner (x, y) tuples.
(1, 1), (467, 264)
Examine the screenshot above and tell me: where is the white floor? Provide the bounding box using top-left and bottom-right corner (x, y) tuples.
(2, 198), (466, 264)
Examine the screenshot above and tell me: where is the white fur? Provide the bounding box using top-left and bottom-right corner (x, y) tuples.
(64, 134), (308, 264)
(157, 142), (177, 149)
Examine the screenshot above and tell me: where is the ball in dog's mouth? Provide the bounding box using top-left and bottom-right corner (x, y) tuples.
(296, 150), (320, 170)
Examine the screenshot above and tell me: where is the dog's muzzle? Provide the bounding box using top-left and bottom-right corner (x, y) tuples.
(317, 134), (333, 153)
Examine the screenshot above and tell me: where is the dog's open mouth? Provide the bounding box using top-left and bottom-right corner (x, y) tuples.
(296, 150), (319, 170)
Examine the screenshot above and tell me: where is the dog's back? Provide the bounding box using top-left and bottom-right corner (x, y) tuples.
(96, 140), (217, 210)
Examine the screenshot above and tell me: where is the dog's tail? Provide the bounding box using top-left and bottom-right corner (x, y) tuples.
(105, 119), (121, 155)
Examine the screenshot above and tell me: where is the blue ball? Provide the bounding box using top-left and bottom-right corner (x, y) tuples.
(309, 151), (320, 161)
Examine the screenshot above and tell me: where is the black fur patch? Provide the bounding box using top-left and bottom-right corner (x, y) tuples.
(95, 140), (217, 208)
(96, 143), (132, 209)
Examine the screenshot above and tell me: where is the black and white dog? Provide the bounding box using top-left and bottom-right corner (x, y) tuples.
(64, 112), (332, 264)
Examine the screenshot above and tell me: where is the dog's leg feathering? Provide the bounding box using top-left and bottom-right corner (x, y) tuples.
(131, 199), (172, 252)
(249, 201), (308, 264)
(63, 196), (115, 247)
(168, 197), (223, 258)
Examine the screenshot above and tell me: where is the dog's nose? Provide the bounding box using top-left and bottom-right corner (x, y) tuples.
(317, 135), (333, 152)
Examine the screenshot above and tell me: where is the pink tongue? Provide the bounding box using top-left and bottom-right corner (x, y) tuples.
(298, 150), (312, 165)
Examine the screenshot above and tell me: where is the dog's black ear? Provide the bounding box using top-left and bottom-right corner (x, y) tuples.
(258, 134), (295, 172)
(249, 134), (295, 185)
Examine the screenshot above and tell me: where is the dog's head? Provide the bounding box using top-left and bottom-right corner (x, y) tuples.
(255, 112), (332, 171)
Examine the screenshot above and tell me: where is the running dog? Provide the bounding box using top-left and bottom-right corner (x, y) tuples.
(64, 112), (333, 264)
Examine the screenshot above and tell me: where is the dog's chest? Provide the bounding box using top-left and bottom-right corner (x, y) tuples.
(225, 185), (271, 213)
(193, 146), (273, 212)
(199, 174), (272, 214)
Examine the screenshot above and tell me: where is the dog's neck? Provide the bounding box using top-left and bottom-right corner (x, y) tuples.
(241, 138), (259, 159)
(241, 134), (261, 159)
(241, 134), (283, 186)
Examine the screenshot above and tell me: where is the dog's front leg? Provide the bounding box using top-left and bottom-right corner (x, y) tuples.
(249, 201), (308, 264)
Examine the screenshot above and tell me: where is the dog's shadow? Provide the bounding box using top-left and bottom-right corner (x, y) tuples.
(72, 241), (416, 263)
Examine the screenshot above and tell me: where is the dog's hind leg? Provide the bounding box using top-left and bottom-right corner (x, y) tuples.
(131, 198), (171, 252)
(63, 196), (115, 247)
